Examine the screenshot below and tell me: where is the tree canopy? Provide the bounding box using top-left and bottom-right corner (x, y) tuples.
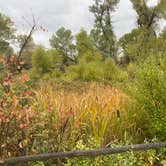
(0, 13), (15, 56)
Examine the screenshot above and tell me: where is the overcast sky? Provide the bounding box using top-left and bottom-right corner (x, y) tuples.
(0, 0), (165, 48)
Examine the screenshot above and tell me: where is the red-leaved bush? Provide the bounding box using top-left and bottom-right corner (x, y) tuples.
(0, 55), (35, 158)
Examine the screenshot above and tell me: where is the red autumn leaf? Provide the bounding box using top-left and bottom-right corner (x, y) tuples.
(19, 124), (26, 129)
(66, 111), (73, 118)
(2, 79), (12, 87)
(21, 74), (30, 83)
(1, 101), (7, 108)
(46, 106), (53, 113)
(6, 93), (11, 97)
(5, 118), (10, 123)
(8, 80), (13, 86)
(25, 90), (33, 97)
(2, 80), (8, 86)
(13, 98), (19, 107)
(40, 26), (48, 32)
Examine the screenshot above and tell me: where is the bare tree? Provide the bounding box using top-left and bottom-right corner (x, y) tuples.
(16, 15), (38, 72)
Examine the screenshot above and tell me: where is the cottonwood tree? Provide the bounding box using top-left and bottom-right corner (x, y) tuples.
(131, 0), (166, 31)
(50, 27), (76, 71)
(130, 0), (166, 47)
(89, 0), (119, 59)
(118, 0), (166, 64)
(76, 29), (96, 56)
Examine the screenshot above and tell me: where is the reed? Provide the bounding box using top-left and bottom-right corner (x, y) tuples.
(32, 82), (132, 147)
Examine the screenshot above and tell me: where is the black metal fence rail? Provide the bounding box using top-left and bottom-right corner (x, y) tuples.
(0, 142), (166, 165)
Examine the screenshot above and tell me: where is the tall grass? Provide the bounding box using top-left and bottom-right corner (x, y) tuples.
(32, 82), (134, 149)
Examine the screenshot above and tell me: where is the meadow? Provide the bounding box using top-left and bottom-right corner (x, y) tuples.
(0, 0), (166, 165)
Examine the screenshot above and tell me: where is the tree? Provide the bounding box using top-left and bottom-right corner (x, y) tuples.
(89, 0), (119, 59)
(119, 27), (166, 64)
(118, 28), (145, 64)
(0, 13), (15, 57)
(130, 0), (166, 31)
(32, 45), (52, 75)
(118, 0), (166, 64)
(16, 18), (38, 72)
(17, 35), (35, 69)
(50, 27), (76, 71)
(130, 0), (166, 42)
(76, 29), (96, 56)
(0, 40), (13, 58)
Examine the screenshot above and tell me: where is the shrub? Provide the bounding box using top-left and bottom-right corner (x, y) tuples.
(32, 46), (52, 75)
(64, 52), (125, 82)
(66, 139), (166, 166)
(0, 56), (35, 158)
(128, 54), (166, 141)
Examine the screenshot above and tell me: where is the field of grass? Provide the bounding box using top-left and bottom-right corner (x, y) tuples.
(0, 75), (165, 165)
(33, 82), (130, 146)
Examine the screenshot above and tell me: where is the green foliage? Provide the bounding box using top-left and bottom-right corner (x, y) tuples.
(50, 27), (76, 69)
(1, 5), (166, 166)
(130, 0), (166, 28)
(64, 51), (126, 82)
(160, 27), (166, 39)
(128, 54), (166, 141)
(0, 12), (15, 57)
(119, 0), (166, 64)
(76, 29), (95, 56)
(0, 13), (15, 40)
(0, 40), (13, 57)
(50, 27), (73, 54)
(119, 27), (166, 64)
(32, 46), (52, 75)
(118, 28), (142, 63)
(89, 0), (119, 58)
(66, 139), (166, 166)
(17, 35), (35, 69)
(47, 48), (62, 69)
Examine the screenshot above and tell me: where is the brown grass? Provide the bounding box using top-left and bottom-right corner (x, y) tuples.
(32, 82), (131, 146)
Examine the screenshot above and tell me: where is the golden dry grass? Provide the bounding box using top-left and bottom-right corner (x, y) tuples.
(32, 82), (131, 146)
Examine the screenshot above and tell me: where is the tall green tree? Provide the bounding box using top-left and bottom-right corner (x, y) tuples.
(76, 29), (96, 56)
(50, 27), (76, 71)
(118, 28), (146, 63)
(32, 45), (52, 75)
(130, 0), (166, 41)
(119, 28), (166, 64)
(118, 0), (166, 64)
(130, 0), (166, 30)
(0, 13), (15, 57)
(89, 0), (119, 59)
